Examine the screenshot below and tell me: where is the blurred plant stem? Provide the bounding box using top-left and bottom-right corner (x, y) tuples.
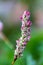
(0, 32), (13, 50)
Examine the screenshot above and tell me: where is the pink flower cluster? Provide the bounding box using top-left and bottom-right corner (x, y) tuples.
(13, 11), (32, 62)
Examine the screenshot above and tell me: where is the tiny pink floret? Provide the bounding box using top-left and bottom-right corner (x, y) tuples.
(26, 11), (30, 15)
(23, 42), (27, 45)
(28, 36), (30, 40)
(26, 20), (32, 26)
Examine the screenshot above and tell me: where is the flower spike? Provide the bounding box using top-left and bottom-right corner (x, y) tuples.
(12, 10), (32, 65)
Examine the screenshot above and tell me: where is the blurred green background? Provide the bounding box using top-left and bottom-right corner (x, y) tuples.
(0, 0), (43, 65)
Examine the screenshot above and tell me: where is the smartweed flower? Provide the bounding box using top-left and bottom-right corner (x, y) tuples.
(12, 11), (32, 65)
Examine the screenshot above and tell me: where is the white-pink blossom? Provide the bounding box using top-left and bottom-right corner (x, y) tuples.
(0, 21), (3, 32)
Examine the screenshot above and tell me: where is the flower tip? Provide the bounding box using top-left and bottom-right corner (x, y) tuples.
(26, 11), (30, 15)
